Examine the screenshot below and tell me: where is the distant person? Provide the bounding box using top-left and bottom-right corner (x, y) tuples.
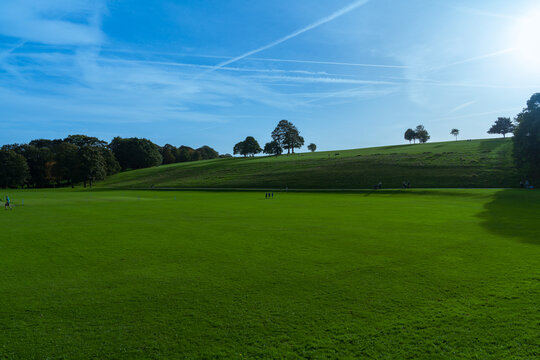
(407, 181), (411, 188)
(519, 180), (524, 188)
(378, 181), (382, 190)
(272, 192), (274, 199)
(525, 180), (530, 189)
(5, 197), (11, 210)
(402, 181), (407, 189)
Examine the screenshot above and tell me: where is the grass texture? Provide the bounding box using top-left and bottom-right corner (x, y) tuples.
(1, 188), (538, 358)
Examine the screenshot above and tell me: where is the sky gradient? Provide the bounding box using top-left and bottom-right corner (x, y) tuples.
(1, 0), (539, 153)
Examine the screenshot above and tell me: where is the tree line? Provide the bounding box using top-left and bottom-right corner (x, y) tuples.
(234, 120), (317, 157)
(0, 135), (220, 188)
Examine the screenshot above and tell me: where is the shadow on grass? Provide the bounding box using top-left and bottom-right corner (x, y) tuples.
(478, 189), (540, 245)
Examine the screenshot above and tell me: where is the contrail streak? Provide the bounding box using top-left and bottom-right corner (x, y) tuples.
(203, 0), (370, 74)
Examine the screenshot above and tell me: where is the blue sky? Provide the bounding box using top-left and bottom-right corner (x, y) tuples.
(1, 0), (539, 153)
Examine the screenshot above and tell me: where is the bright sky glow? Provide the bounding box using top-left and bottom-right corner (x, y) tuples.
(0, 0), (539, 153)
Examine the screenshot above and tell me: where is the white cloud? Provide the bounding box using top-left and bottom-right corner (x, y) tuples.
(0, 0), (105, 46)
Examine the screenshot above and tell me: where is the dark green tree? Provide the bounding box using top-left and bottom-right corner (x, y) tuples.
(0, 150), (29, 188)
(160, 144), (177, 164)
(488, 117), (514, 138)
(110, 137), (162, 170)
(307, 143), (317, 152)
(53, 142), (80, 187)
(177, 146), (192, 162)
(404, 128), (416, 144)
(242, 137), (262, 157)
(271, 120), (303, 154)
(415, 125), (430, 143)
(263, 140), (283, 156)
(450, 128), (459, 141)
(513, 93), (540, 181)
(196, 145), (219, 160)
(78, 146), (107, 188)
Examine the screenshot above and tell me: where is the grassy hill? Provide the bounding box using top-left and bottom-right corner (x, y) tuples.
(99, 138), (519, 189)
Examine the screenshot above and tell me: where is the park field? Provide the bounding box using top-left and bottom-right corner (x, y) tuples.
(98, 138), (520, 190)
(1, 189), (539, 359)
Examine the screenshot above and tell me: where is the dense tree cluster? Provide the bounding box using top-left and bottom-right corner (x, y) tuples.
(404, 125), (430, 144)
(513, 93), (540, 181)
(0, 135), (219, 188)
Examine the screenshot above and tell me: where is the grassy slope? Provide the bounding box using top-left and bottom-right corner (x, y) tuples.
(99, 138), (519, 189)
(1, 189), (539, 359)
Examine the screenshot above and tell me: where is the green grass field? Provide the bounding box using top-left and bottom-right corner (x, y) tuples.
(98, 138), (519, 190)
(1, 189), (538, 359)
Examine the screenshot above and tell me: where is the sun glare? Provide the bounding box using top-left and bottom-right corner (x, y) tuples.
(512, 10), (540, 71)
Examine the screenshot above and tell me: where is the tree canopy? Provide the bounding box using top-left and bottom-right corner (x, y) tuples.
(415, 125), (430, 144)
(450, 128), (459, 141)
(307, 143), (317, 152)
(488, 117), (514, 138)
(513, 93), (540, 181)
(233, 137), (262, 157)
(263, 141), (283, 156)
(271, 120), (304, 154)
(404, 128), (416, 144)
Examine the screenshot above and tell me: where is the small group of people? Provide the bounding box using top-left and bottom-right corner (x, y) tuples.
(374, 181), (383, 190)
(402, 181), (411, 189)
(265, 192), (274, 199)
(519, 180), (534, 189)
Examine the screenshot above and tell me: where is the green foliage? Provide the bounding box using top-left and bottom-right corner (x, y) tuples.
(263, 140), (283, 156)
(488, 117), (514, 138)
(234, 137), (262, 157)
(196, 145), (219, 160)
(451, 128), (459, 141)
(404, 128), (416, 144)
(513, 93), (540, 180)
(160, 144), (177, 164)
(100, 139), (518, 189)
(307, 143), (317, 152)
(177, 146), (192, 162)
(271, 120), (304, 154)
(1, 189), (538, 358)
(0, 150), (29, 187)
(110, 137), (163, 170)
(415, 125), (430, 143)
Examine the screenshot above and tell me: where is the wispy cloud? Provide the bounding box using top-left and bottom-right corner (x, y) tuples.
(454, 6), (518, 20)
(250, 74), (397, 85)
(0, 0), (106, 46)
(204, 0), (370, 74)
(432, 48), (516, 71)
(446, 100), (476, 115)
(435, 109), (518, 122)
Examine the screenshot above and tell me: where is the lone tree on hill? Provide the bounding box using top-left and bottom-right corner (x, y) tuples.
(307, 143), (317, 152)
(404, 128), (416, 144)
(450, 128), (459, 141)
(513, 93), (540, 181)
(415, 125), (430, 143)
(271, 120), (304, 154)
(263, 140), (283, 156)
(488, 117), (514, 138)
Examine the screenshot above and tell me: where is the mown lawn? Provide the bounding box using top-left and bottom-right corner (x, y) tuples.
(98, 138), (519, 189)
(1, 189), (538, 359)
